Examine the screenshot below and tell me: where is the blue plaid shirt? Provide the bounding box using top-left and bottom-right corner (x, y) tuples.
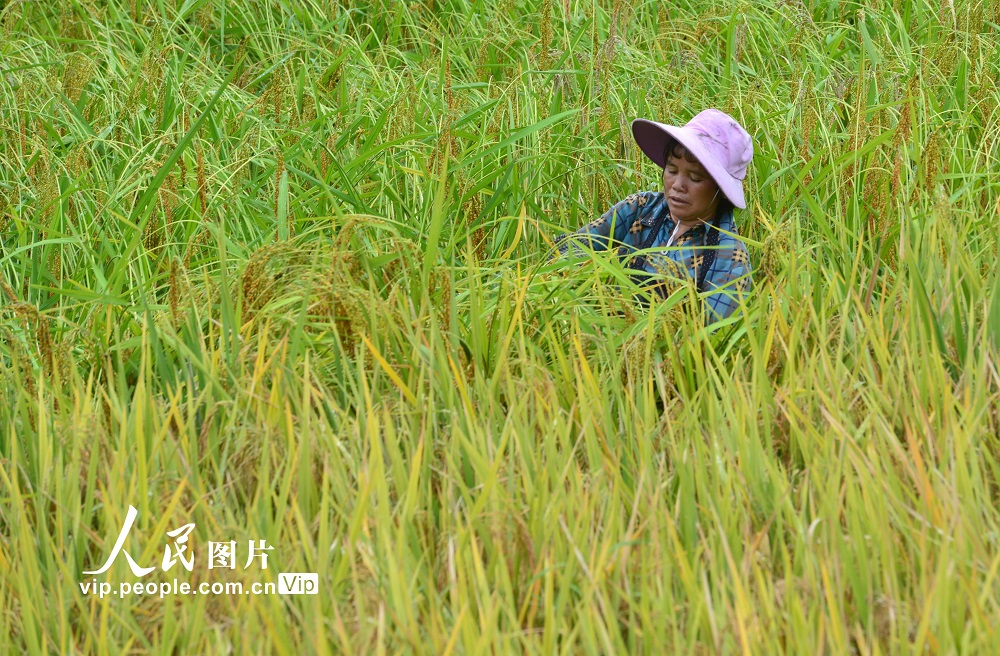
(555, 191), (753, 322)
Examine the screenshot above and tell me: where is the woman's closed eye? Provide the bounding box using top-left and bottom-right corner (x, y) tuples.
(665, 166), (703, 183)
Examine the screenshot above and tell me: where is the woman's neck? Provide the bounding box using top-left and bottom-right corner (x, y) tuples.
(675, 217), (709, 229)
(673, 212), (718, 233)
(668, 198), (721, 230)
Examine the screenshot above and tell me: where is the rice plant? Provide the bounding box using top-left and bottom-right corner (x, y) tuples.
(2, 0), (1000, 653)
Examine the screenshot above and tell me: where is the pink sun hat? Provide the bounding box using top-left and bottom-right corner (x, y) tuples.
(631, 109), (754, 209)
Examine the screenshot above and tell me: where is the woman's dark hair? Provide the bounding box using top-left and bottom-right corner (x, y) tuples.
(662, 136), (698, 165)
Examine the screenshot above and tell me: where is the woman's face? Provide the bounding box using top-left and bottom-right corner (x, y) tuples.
(662, 148), (721, 223)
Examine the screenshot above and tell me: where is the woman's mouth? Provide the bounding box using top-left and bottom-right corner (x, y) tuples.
(668, 196), (688, 205)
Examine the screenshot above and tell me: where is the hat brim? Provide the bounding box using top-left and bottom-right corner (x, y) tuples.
(631, 118), (747, 210)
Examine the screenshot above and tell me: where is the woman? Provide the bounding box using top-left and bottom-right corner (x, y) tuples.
(556, 109), (754, 323)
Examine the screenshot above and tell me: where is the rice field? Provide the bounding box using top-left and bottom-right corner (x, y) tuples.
(2, 0), (1000, 653)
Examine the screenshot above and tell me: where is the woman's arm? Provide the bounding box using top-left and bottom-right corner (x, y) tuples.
(701, 243), (753, 322)
(555, 192), (652, 256)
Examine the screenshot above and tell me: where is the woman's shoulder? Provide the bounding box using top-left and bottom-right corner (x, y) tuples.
(713, 210), (752, 265)
(597, 191), (665, 224)
(616, 190), (664, 208)
(715, 209), (746, 243)
(609, 190), (666, 222)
